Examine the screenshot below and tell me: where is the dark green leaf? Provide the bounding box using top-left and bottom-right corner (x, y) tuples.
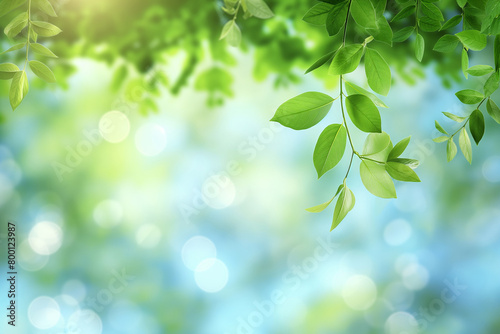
(469, 109), (485, 145)
(440, 15), (462, 31)
(350, 0), (377, 29)
(433, 34), (459, 53)
(344, 81), (388, 108)
(393, 26), (414, 43)
(484, 72), (500, 97)
(303, 3), (333, 25)
(305, 51), (336, 74)
(421, 2), (444, 21)
(391, 5), (415, 22)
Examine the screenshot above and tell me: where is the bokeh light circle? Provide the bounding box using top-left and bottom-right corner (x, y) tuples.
(28, 296), (61, 330)
(181, 236), (217, 271)
(385, 311), (418, 334)
(341, 275), (377, 310)
(99, 111), (130, 143)
(194, 258), (229, 293)
(135, 124), (167, 156)
(29, 221), (63, 255)
(18, 240), (49, 271)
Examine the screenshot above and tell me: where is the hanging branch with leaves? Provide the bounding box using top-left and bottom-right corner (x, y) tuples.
(0, 0), (60, 110)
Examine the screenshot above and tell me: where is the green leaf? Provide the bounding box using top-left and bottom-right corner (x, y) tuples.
(364, 48), (391, 96)
(440, 15), (463, 31)
(418, 17), (441, 32)
(350, 0), (377, 29)
(33, 0), (57, 17)
(0, 0), (27, 17)
(469, 109), (484, 145)
(466, 65), (494, 77)
(415, 33), (425, 62)
(390, 158), (419, 169)
(271, 92), (334, 130)
(433, 34), (459, 53)
(331, 185), (355, 231)
(391, 5), (415, 22)
(433, 136), (449, 143)
(388, 136), (410, 160)
(4, 12), (28, 38)
(457, 0), (467, 8)
(462, 49), (469, 79)
(305, 51), (336, 74)
(303, 3), (333, 25)
(486, 98), (500, 124)
(31, 21), (62, 37)
(459, 128), (472, 163)
(435, 120), (448, 135)
(446, 138), (457, 162)
(246, 0), (274, 19)
(495, 35), (500, 71)
(326, 2), (349, 36)
(329, 44), (364, 75)
(360, 160), (397, 198)
(314, 124), (347, 178)
(29, 43), (58, 58)
(9, 70), (28, 110)
(393, 26), (414, 43)
(344, 81), (388, 108)
(363, 132), (393, 162)
(1, 43), (25, 55)
(421, 2), (444, 21)
(443, 112), (467, 122)
(306, 185), (344, 213)
(386, 162), (421, 182)
(455, 89), (484, 104)
(345, 94), (382, 133)
(484, 72), (500, 97)
(367, 16), (393, 46)
(456, 30), (487, 51)
(0, 63), (20, 80)
(220, 21), (241, 47)
(28, 60), (56, 83)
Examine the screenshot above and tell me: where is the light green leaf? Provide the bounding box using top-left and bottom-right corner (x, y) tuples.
(245, 0), (274, 19)
(345, 94), (382, 133)
(4, 12), (28, 38)
(29, 60), (56, 83)
(0, 63), (20, 80)
(350, 0), (377, 29)
(390, 158), (419, 169)
(226, 21), (241, 47)
(486, 98), (500, 124)
(33, 0), (57, 17)
(306, 184), (344, 213)
(388, 136), (410, 160)
(421, 2), (444, 21)
(469, 109), (484, 145)
(443, 112), (467, 122)
(484, 72), (499, 97)
(344, 81), (388, 108)
(435, 120), (448, 135)
(314, 124), (347, 178)
(363, 132), (393, 162)
(303, 3), (332, 25)
(386, 162), (421, 182)
(391, 5), (415, 22)
(433, 136), (449, 143)
(0, 0), (27, 18)
(393, 26), (414, 43)
(433, 34), (459, 53)
(30, 43), (58, 58)
(305, 51), (336, 74)
(456, 30), (487, 51)
(331, 185), (355, 231)
(440, 15), (462, 31)
(459, 128), (472, 163)
(364, 48), (391, 96)
(415, 33), (425, 62)
(9, 70), (28, 110)
(1, 43), (25, 55)
(329, 44), (364, 75)
(461, 49), (469, 79)
(366, 16), (393, 46)
(455, 89), (484, 104)
(360, 160), (397, 198)
(31, 21), (62, 37)
(466, 65), (494, 77)
(271, 92), (334, 130)
(446, 138), (457, 162)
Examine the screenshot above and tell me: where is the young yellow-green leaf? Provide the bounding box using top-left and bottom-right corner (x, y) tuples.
(9, 70), (28, 110)
(350, 0), (377, 29)
(393, 26), (414, 43)
(305, 51), (336, 74)
(386, 161), (421, 182)
(443, 112), (467, 122)
(466, 65), (494, 77)
(433, 136), (448, 143)
(344, 81), (388, 108)
(33, 0), (57, 17)
(0, 63), (20, 79)
(0, 0), (27, 18)
(435, 120), (448, 134)
(329, 44), (364, 75)
(314, 124), (347, 178)
(303, 2), (333, 25)
(469, 109), (484, 145)
(456, 30), (487, 51)
(388, 136), (410, 160)
(363, 132), (393, 162)
(1, 43), (25, 55)
(459, 128), (472, 163)
(365, 48), (391, 96)
(4, 12), (28, 38)
(331, 185), (355, 231)
(360, 160), (397, 198)
(306, 184), (344, 213)
(345, 94), (382, 133)
(461, 48), (469, 79)
(484, 72), (499, 97)
(421, 2), (444, 21)
(440, 15), (462, 31)
(486, 98), (500, 124)
(271, 92), (334, 130)
(433, 35), (459, 53)
(31, 21), (62, 37)
(415, 33), (425, 62)
(223, 21), (241, 47)
(391, 5), (415, 22)
(455, 89), (484, 104)
(29, 60), (56, 83)
(30, 43), (58, 58)
(446, 138), (457, 162)
(390, 158), (419, 169)
(245, 0), (274, 19)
